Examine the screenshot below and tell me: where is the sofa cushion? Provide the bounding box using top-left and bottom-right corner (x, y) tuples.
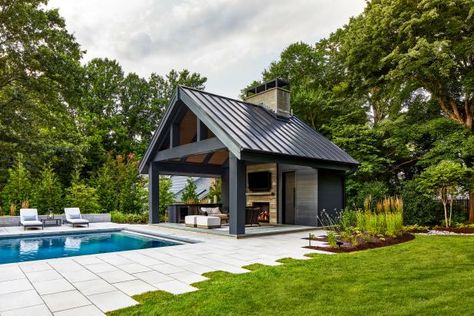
(201, 207), (221, 215)
(23, 215), (37, 221)
(69, 214), (81, 219)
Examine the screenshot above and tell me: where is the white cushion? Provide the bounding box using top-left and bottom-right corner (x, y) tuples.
(64, 208), (82, 220)
(67, 218), (89, 224)
(196, 215), (220, 227)
(21, 220), (43, 226)
(20, 208), (39, 222)
(185, 215), (197, 226)
(201, 207), (221, 215)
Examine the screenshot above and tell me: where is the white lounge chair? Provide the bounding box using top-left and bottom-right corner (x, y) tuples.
(64, 208), (89, 227)
(19, 208), (44, 230)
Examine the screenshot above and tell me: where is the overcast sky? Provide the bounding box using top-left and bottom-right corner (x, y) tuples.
(48, 0), (366, 98)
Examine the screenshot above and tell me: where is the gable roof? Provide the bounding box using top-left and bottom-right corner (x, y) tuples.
(139, 86), (358, 174)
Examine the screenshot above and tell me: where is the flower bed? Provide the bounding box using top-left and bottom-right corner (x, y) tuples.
(304, 233), (414, 253)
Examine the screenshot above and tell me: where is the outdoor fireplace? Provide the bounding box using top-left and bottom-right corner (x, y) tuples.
(253, 202), (270, 223)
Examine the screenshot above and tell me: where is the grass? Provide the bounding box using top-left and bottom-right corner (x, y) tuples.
(109, 236), (474, 315)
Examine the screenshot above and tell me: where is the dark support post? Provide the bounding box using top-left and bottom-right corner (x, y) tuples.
(221, 167), (229, 211)
(229, 153), (245, 235)
(148, 162), (160, 224)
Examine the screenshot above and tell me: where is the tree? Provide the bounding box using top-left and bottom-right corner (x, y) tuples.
(32, 164), (63, 214)
(0, 0), (84, 184)
(181, 178), (199, 204)
(418, 160), (470, 227)
(208, 178), (222, 203)
(159, 177), (175, 215)
(94, 155), (118, 212)
(341, 0), (474, 131)
(66, 171), (100, 213)
(115, 154), (147, 214)
(2, 155), (32, 212)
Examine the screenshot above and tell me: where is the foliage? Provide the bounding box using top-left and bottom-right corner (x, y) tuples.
(341, 0), (474, 131)
(401, 180), (442, 225)
(32, 164), (63, 214)
(1, 155), (32, 213)
(111, 211), (148, 224)
(115, 154), (147, 214)
(180, 177), (199, 204)
(110, 236), (474, 316)
(326, 231), (337, 248)
(66, 171), (100, 213)
(417, 160), (470, 227)
(159, 177), (175, 214)
(208, 178), (222, 203)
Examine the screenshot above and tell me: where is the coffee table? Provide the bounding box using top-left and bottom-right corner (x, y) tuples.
(41, 218), (62, 227)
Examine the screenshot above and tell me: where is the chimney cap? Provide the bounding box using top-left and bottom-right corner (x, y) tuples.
(245, 78), (289, 97)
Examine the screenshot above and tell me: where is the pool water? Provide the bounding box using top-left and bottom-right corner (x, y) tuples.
(0, 231), (179, 264)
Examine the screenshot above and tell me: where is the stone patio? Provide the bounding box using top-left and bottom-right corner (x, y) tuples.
(0, 223), (329, 315)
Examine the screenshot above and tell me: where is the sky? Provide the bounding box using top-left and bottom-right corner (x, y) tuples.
(48, 0), (366, 98)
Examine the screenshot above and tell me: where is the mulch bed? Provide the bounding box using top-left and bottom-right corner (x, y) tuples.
(303, 233), (415, 253)
(431, 227), (474, 234)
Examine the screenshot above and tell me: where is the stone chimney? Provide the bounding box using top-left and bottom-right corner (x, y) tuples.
(244, 78), (291, 118)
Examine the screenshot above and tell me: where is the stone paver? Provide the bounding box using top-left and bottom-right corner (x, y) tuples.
(1, 304), (52, 316)
(0, 290), (44, 312)
(113, 279), (156, 296)
(0, 223), (329, 315)
(32, 278), (75, 295)
(86, 291), (138, 312)
(42, 290), (91, 312)
(53, 305), (104, 316)
(73, 279), (116, 296)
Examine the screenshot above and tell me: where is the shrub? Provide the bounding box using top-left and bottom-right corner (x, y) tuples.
(2, 154), (32, 213)
(66, 171), (100, 213)
(159, 177), (175, 215)
(346, 181), (390, 209)
(401, 180), (441, 225)
(32, 164), (63, 214)
(111, 211), (148, 224)
(327, 231), (337, 248)
(181, 177), (199, 204)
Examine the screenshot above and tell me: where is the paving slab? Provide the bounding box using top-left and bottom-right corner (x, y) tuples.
(86, 291), (138, 312)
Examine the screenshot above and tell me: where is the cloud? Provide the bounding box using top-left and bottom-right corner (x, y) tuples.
(48, 0), (366, 97)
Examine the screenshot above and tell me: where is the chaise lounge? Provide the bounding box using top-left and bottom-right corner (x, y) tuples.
(19, 208), (44, 230)
(64, 208), (90, 227)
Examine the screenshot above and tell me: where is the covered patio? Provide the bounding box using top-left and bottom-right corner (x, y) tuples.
(139, 80), (358, 237)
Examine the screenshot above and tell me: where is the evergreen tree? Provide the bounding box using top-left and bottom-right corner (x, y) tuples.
(2, 155), (32, 213)
(32, 164), (63, 214)
(94, 155), (118, 212)
(181, 178), (199, 204)
(159, 177), (175, 214)
(66, 170), (100, 213)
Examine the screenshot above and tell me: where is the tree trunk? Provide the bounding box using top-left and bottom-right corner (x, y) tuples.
(469, 191), (474, 223)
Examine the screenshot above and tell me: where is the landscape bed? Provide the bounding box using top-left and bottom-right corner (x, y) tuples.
(304, 233), (415, 253)
(0, 230), (182, 264)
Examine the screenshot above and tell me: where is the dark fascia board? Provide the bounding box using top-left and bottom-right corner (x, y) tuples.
(153, 137), (226, 161)
(140, 87), (242, 175)
(240, 150), (358, 172)
(156, 161), (224, 177)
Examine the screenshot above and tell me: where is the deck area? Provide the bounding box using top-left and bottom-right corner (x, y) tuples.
(156, 223), (316, 238)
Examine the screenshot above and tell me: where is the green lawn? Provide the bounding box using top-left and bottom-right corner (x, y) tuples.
(110, 236), (474, 315)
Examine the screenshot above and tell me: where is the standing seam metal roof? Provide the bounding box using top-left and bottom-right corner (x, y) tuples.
(179, 86), (358, 165)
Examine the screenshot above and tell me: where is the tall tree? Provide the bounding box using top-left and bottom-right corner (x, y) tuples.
(341, 0), (474, 131)
(0, 0), (85, 184)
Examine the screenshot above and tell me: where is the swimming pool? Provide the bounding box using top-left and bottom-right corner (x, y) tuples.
(0, 230), (180, 264)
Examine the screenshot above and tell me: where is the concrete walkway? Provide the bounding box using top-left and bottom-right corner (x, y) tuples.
(0, 224), (329, 315)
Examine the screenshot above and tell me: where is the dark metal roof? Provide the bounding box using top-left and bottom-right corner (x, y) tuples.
(179, 86), (358, 166)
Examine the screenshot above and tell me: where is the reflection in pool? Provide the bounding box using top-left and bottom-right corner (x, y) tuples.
(0, 231), (179, 264)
